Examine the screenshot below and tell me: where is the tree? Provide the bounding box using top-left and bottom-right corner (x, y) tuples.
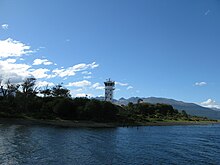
(181, 110), (188, 118)
(0, 79), (19, 98)
(128, 102), (134, 109)
(84, 99), (102, 120)
(21, 78), (38, 97)
(6, 80), (20, 97)
(102, 101), (118, 121)
(0, 85), (7, 98)
(40, 85), (52, 97)
(51, 84), (71, 98)
(53, 98), (75, 119)
(137, 99), (143, 104)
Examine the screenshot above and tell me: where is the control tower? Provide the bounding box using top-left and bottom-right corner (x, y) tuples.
(104, 79), (115, 102)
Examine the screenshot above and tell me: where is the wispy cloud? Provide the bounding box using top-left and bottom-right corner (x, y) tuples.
(33, 58), (53, 65)
(1, 24), (9, 30)
(200, 99), (220, 109)
(52, 62), (98, 78)
(0, 38), (33, 58)
(91, 82), (104, 90)
(83, 76), (92, 79)
(127, 86), (133, 90)
(115, 81), (128, 86)
(36, 80), (54, 87)
(204, 10), (210, 16)
(194, 81), (207, 86)
(82, 71), (92, 75)
(67, 80), (91, 87)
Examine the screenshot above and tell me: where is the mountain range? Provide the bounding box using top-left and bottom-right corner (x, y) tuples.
(95, 97), (220, 119)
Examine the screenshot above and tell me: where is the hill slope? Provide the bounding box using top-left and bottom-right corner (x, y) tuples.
(115, 97), (220, 120)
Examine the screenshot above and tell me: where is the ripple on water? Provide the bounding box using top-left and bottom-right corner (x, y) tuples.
(0, 124), (220, 165)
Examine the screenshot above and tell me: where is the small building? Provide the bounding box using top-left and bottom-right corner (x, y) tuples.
(104, 79), (115, 102)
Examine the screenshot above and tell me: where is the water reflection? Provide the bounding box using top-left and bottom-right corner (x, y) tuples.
(0, 124), (220, 165)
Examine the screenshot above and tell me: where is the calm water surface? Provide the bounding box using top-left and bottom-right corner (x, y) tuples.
(0, 123), (220, 165)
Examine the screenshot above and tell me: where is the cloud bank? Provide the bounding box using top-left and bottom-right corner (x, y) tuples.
(0, 38), (33, 58)
(201, 99), (220, 109)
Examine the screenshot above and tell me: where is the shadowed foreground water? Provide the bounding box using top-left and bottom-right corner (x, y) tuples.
(0, 123), (220, 165)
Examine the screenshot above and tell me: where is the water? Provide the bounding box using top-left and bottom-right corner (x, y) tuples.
(0, 123), (220, 165)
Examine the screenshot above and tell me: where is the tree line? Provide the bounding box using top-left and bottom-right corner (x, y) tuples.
(0, 78), (210, 123)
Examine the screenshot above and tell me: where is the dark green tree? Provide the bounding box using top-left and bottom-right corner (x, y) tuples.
(52, 84), (71, 98)
(181, 110), (188, 118)
(21, 77), (38, 97)
(53, 98), (75, 119)
(40, 85), (52, 97)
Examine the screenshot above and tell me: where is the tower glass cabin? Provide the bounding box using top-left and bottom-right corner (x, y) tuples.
(104, 79), (115, 102)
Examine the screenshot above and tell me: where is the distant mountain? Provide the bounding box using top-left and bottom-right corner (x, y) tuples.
(211, 107), (220, 111)
(114, 97), (220, 120)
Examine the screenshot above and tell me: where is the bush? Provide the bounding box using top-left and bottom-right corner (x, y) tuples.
(53, 98), (76, 119)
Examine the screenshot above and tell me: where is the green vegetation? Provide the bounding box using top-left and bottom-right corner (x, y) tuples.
(119, 102), (214, 124)
(0, 78), (216, 124)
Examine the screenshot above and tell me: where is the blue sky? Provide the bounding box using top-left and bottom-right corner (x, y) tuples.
(0, 0), (220, 108)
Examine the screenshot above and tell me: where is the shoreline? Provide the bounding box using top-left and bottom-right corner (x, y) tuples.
(0, 118), (219, 128)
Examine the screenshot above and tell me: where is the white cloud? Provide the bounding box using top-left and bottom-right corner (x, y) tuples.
(0, 59), (31, 84)
(0, 38), (35, 83)
(0, 38), (33, 58)
(52, 68), (66, 77)
(52, 68), (76, 77)
(36, 80), (54, 87)
(92, 83), (100, 88)
(75, 88), (83, 92)
(115, 81), (128, 86)
(33, 58), (53, 65)
(91, 82), (104, 90)
(30, 68), (51, 79)
(1, 24), (9, 30)
(89, 62), (99, 69)
(72, 62), (98, 71)
(0, 59), (53, 84)
(96, 86), (104, 90)
(67, 80), (91, 87)
(70, 88), (84, 96)
(75, 93), (93, 98)
(5, 58), (16, 63)
(0, 37), (100, 92)
(195, 82), (207, 86)
(82, 71), (92, 75)
(83, 76), (92, 79)
(127, 86), (133, 90)
(200, 99), (220, 109)
(51, 62), (98, 78)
